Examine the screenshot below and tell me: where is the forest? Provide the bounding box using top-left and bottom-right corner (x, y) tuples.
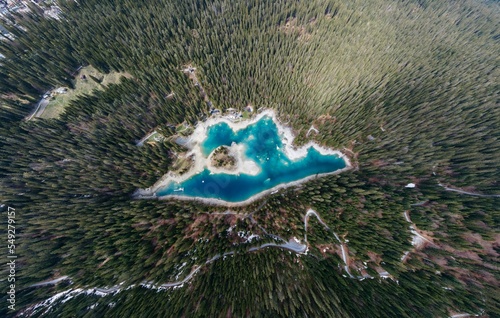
(0, 0), (498, 317)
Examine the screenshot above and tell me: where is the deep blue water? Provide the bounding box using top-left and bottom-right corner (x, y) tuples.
(157, 116), (346, 203)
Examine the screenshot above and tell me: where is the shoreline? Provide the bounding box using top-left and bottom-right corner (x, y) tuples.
(134, 109), (352, 205)
(206, 143), (261, 176)
(137, 164), (351, 207)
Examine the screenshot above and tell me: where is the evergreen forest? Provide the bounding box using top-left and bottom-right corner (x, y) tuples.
(0, 0), (498, 317)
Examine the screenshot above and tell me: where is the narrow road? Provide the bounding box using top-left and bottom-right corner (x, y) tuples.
(304, 208), (330, 242)
(158, 265), (202, 288)
(401, 210), (434, 262)
(305, 209), (353, 277)
(26, 98), (49, 121)
(30, 207), (363, 306)
(403, 211), (411, 223)
(306, 125), (319, 137)
(30, 276), (70, 287)
(157, 238), (308, 289)
(249, 240), (307, 254)
(439, 183), (500, 198)
(411, 201), (427, 206)
(136, 130), (157, 146)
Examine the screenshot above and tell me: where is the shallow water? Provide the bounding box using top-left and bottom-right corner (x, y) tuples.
(157, 116), (346, 202)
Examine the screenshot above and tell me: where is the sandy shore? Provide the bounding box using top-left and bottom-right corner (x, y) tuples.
(206, 143), (261, 176)
(135, 109), (352, 204)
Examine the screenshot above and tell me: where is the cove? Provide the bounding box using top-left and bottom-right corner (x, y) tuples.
(139, 110), (351, 206)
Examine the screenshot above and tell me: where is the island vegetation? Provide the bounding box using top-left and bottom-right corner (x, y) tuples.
(210, 145), (236, 171)
(0, 0), (498, 317)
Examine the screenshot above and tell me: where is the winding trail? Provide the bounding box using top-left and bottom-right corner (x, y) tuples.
(149, 238), (308, 290)
(306, 125), (319, 137)
(28, 208), (364, 312)
(156, 265), (202, 288)
(304, 209), (353, 277)
(401, 210), (435, 262)
(304, 208), (330, 243)
(128, 208), (351, 290)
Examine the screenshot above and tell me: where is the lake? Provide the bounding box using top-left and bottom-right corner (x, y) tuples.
(155, 114), (348, 204)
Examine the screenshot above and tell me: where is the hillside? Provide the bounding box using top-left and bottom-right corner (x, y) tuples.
(0, 0), (498, 317)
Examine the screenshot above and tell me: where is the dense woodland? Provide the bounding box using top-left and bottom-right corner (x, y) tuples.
(0, 0), (498, 317)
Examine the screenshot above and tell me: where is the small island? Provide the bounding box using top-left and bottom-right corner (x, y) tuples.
(209, 145), (237, 171)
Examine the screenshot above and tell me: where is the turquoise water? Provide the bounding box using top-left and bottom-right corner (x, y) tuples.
(157, 116), (347, 203)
